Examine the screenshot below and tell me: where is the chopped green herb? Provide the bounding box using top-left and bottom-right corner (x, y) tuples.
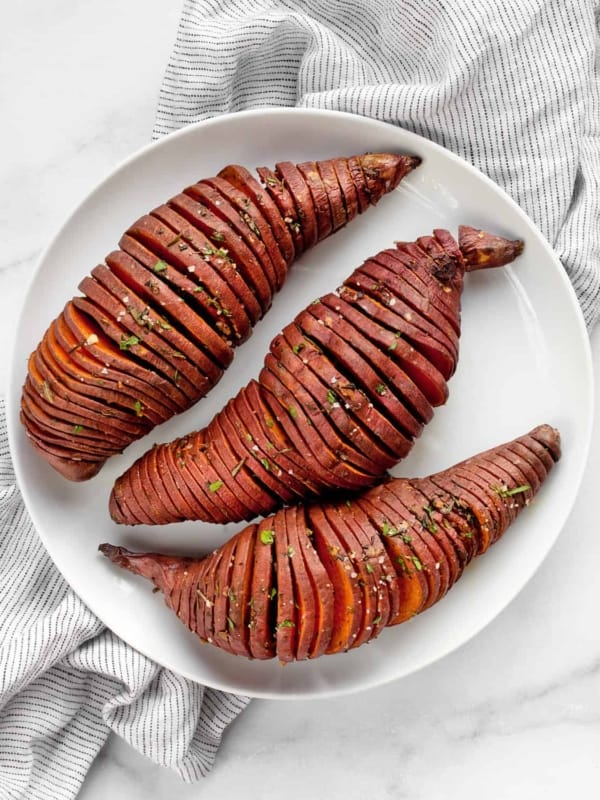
(374, 383), (387, 396)
(288, 405), (298, 419)
(128, 306), (153, 329)
(496, 484), (531, 498)
(153, 260), (168, 273)
(72, 424), (83, 434)
(373, 615), (382, 625)
(226, 616), (235, 632)
(276, 619), (295, 629)
(166, 234), (182, 247)
(286, 546), (295, 558)
(260, 457), (271, 471)
(292, 342), (305, 355)
(269, 587), (277, 600)
(119, 334), (140, 350)
(388, 333), (402, 351)
(208, 480), (223, 493)
(422, 506), (438, 533)
(245, 432), (253, 442)
(211, 230), (225, 242)
(326, 389), (337, 405)
(241, 212), (260, 237)
(264, 416), (274, 428)
(365, 562), (374, 574)
(231, 458), (246, 478)
(157, 319), (172, 330)
(396, 555), (410, 574)
(133, 399), (143, 417)
(411, 556), (423, 571)
(201, 245), (230, 260)
(260, 529), (275, 545)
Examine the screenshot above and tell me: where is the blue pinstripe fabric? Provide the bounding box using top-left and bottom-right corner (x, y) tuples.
(156, 0), (600, 326)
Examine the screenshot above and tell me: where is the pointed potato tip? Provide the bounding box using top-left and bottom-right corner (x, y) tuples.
(459, 225), (524, 270)
(529, 424), (561, 462)
(358, 152), (421, 192)
(99, 542), (133, 567)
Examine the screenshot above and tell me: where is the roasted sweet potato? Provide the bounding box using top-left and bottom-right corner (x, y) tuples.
(100, 424), (560, 663)
(21, 152), (420, 481)
(110, 226), (524, 526)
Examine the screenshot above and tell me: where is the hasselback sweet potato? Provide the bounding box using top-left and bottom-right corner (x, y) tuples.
(110, 225), (524, 525)
(100, 424), (560, 662)
(22, 152), (419, 481)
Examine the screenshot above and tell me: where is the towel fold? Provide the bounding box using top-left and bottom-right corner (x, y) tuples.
(2, 1), (599, 798)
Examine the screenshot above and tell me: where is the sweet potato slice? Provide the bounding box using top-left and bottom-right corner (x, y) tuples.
(231, 387), (310, 502)
(78, 275), (202, 399)
(185, 181), (277, 293)
(211, 535), (238, 654)
(37, 336), (150, 433)
(382, 246), (463, 333)
(393, 480), (459, 592)
(344, 499), (400, 629)
(308, 504), (362, 654)
(274, 162), (318, 250)
(126, 210), (260, 329)
(320, 293), (449, 407)
(262, 354), (372, 490)
(355, 492), (429, 623)
(272, 511), (298, 663)
(31, 349), (145, 441)
(267, 336), (381, 476)
(90, 263), (218, 386)
(357, 259), (459, 347)
(224, 524), (255, 658)
(316, 158), (348, 232)
(197, 177), (287, 290)
(311, 297), (435, 423)
(209, 404), (279, 518)
(297, 161), (333, 241)
(299, 308), (424, 440)
(197, 419), (258, 523)
(256, 166), (303, 258)
(248, 521), (277, 660)
(53, 312), (176, 420)
(337, 284), (457, 380)
(218, 164), (296, 266)
(114, 235), (245, 351)
(283, 506), (317, 661)
(324, 502), (389, 647)
(331, 158), (359, 223)
(166, 192), (273, 311)
(376, 486), (446, 609)
(279, 324), (412, 462)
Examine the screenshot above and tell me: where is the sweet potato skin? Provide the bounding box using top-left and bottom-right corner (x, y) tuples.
(100, 424), (560, 663)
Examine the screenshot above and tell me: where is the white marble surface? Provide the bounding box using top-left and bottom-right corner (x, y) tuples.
(2, 1), (600, 797)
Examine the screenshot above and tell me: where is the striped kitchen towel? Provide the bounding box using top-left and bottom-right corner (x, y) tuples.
(156, 0), (600, 328)
(2, 1), (599, 799)
(0, 402), (250, 799)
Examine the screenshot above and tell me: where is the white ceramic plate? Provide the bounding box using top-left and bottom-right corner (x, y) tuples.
(7, 108), (593, 699)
